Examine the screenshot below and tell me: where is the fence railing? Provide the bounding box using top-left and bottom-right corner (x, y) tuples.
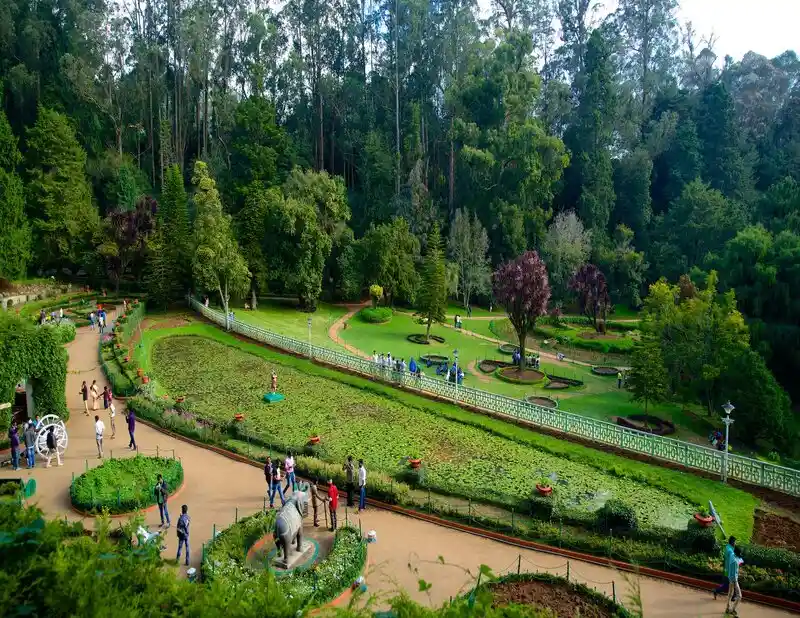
(188, 298), (800, 498)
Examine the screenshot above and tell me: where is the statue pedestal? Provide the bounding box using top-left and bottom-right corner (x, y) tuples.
(276, 540), (314, 570)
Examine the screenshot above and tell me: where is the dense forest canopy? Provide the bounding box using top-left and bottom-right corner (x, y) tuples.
(0, 0), (799, 445)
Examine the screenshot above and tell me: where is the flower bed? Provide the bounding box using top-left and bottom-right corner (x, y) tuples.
(496, 367), (545, 385)
(535, 324), (635, 354)
(203, 509), (367, 604)
(498, 343), (519, 355)
(591, 366), (620, 377)
(614, 414), (676, 436)
(69, 455), (183, 514)
(408, 333), (446, 345)
(419, 353), (449, 364)
(358, 307), (392, 324)
(525, 396), (558, 409)
(478, 359), (514, 373)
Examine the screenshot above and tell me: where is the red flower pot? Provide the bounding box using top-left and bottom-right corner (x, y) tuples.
(176, 396), (185, 403)
(309, 436), (320, 444)
(234, 413), (245, 422)
(142, 375), (150, 384)
(536, 484), (553, 496)
(124, 356), (130, 363)
(409, 458), (422, 469)
(694, 513), (714, 527)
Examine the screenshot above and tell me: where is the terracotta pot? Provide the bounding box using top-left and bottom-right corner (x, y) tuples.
(234, 413), (245, 422)
(124, 356), (130, 363)
(535, 484), (553, 496)
(137, 368), (143, 377)
(142, 375), (150, 384)
(409, 458), (422, 469)
(309, 436), (321, 444)
(694, 513), (714, 527)
(176, 396), (185, 403)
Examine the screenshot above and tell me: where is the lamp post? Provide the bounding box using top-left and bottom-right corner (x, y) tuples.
(453, 349), (459, 401)
(721, 401), (735, 483)
(307, 317), (312, 359)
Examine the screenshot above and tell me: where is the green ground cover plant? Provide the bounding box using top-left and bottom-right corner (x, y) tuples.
(144, 328), (757, 537)
(69, 455), (183, 514)
(534, 324), (636, 355)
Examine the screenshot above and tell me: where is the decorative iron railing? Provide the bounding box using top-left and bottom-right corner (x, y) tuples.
(188, 298), (800, 497)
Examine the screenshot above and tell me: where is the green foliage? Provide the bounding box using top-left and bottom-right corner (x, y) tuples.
(415, 224), (448, 340)
(675, 525), (720, 555)
(69, 455), (184, 514)
(535, 324), (636, 354)
(0, 312), (68, 435)
(41, 321), (77, 344)
(359, 307), (392, 324)
(595, 499), (639, 534)
(0, 109), (31, 279)
(448, 209), (491, 309)
(25, 106), (99, 270)
(627, 335), (668, 413)
(369, 283), (384, 306)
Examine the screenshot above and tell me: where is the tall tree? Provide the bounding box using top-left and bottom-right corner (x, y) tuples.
(569, 263), (610, 329)
(25, 107), (99, 271)
(416, 223), (448, 341)
(191, 161), (251, 326)
(158, 164), (191, 298)
(0, 109), (31, 279)
(627, 335), (669, 413)
(448, 209), (491, 310)
(541, 210), (591, 301)
(493, 251), (551, 369)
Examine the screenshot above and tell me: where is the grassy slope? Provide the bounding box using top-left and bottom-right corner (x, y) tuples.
(232, 301), (349, 351)
(139, 322), (757, 539)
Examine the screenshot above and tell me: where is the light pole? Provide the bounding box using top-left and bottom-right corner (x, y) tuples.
(721, 401), (735, 483)
(453, 349), (459, 400)
(307, 316), (312, 359)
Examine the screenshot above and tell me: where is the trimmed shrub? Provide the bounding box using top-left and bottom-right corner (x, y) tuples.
(70, 455), (184, 514)
(359, 307), (392, 323)
(595, 499), (638, 534)
(675, 524), (720, 554)
(528, 494), (555, 520)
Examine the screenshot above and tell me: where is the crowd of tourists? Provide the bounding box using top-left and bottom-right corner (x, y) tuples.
(372, 351), (423, 378)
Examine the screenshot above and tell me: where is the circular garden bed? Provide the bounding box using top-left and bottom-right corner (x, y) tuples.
(70, 455), (183, 515)
(203, 509), (367, 604)
(498, 343), (519, 355)
(591, 366), (620, 376)
(488, 573), (632, 617)
(420, 353), (449, 364)
(496, 366), (545, 384)
(478, 359), (515, 373)
(525, 396), (558, 409)
(407, 333), (446, 345)
(615, 414), (675, 436)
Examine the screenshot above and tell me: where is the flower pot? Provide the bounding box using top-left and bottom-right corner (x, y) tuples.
(137, 368), (143, 377)
(409, 458), (422, 469)
(124, 356), (130, 363)
(142, 375), (150, 384)
(309, 436), (320, 444)
(535, 484), (552, 496)
(694, 513), (714, 527)
(234, 413), (245, 422)
(176, 396), (185, 403)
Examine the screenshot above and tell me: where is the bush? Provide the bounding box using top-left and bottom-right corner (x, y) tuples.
(528, 494), (555, 519)
(675, 524), (720, 554)
(535, 324), (635, 354)
(595, 499), (638, 534)
(203, 510), (276, 582)
(70, 455), (184, 514)
(41, 321), (77, 344)
(358, 306), (392, 324)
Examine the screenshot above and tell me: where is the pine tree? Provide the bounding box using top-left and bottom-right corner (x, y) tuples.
(144, 227), (174, 310)
(158, 164), (190, 298)
(416, 223), (448, 341)
(628, 336), (669, 414)
(0, 110), (31, 279)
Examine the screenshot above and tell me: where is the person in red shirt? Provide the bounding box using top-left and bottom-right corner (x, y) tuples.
(328, 478), (339, 531)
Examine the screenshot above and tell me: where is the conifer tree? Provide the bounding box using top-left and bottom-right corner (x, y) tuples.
(416, 223), (448, 341)
(0, 110), (31, 279)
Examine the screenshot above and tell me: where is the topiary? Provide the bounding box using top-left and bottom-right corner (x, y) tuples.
(675, 525), (720, 554)
(359, 307), (392, 323)
(595, 499), (638, 534)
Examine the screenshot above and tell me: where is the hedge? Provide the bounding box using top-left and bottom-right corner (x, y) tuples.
(41, 321), (77, 344)
(203, 509), (367, 605)
(69, 455), (184, 514)
(535, 324), (635, 354)
(358, 307), (392, 323)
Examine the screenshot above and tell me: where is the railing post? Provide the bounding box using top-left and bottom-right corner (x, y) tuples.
(566, 561), (570, 581)
(612, 581), (616, 603)
(235, 507), (238, 523)
(517, 554), (521, 574)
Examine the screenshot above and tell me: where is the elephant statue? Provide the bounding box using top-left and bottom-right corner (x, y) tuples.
(274, 484), (309, 567)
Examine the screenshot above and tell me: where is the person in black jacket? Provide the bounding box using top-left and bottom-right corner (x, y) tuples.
(176, 505), (190, 566)
(45, 426), (62, 467)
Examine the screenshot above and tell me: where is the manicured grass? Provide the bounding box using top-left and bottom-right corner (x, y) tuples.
(142, 323), (758, 539)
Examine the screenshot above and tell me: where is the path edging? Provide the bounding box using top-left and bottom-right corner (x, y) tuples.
(133, 417), (800, 614)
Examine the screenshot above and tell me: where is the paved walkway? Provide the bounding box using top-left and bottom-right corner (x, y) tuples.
(0, 316), (791, 617)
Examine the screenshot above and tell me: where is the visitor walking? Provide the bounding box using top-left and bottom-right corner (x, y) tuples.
(23, 421), (37, 468)
(89, 311), (96, 331)
(358, 459), (367, 513)
(7, 421), (20, 471)
(108, 402), (117, 439)
(94, 415), (105, 459)
(176, 504), (190, 566)
(309, 479), (329, 527)
(726, 547), (744, 615)
(328, 478), (339, 531)
(617, 371), (622, 388)
(343, 455), (355, 507)
(264, 456), (273, 498)
(58, 307), (64, 323)
(269, 460), (285, 508)
(45, 425), (62, 467)
(714, 536), (737, 599)
(98, 311), (105, 333)
(80, 381), (89, 415)
(155, 474), (170, 527)
(127, 408), (137, 450)
(90, 380), (99, 411)
(284, 451), (296, 494)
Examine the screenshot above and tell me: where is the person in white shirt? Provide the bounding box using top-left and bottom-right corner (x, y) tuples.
(372, 351), (379, 365)
(358, 459), (367, 512)
(94, 415), (105, 459)
(109, 403), (116, 439)
(58, 307), (64, 323)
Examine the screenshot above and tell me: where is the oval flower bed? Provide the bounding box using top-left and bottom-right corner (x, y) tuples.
(498, 343), (519, 355)
(525, 395), (558, 409)
(496, 366), (545, 385)
(591, 366), (620, 377)
(70, 455), (184, 515)
(487, 573), (633, 618)
(203, 510), (367, 605)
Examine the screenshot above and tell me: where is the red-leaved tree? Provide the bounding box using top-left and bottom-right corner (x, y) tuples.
(493, 251), (551, 370)
(569, 263), (610, 331)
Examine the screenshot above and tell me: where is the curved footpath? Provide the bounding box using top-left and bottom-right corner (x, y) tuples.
(0, 316), (792, 617)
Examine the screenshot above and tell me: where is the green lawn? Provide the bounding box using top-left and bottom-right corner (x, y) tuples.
(140, 322), (757, 540)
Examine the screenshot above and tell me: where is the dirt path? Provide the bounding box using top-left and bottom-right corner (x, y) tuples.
(466, 360), (492, 383)
(327, 301), (370, 359)
(0, 317), (791, 617)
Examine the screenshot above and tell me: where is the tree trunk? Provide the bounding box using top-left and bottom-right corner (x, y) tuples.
(394, 0), (400, 195)
(517, 327), (526, 371)
(251, 287), (257, 310)
(448, 119), (455, 218)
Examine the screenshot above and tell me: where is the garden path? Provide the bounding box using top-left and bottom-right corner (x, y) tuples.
(0, 316), (790, 618)
(327, 302), (371, 359)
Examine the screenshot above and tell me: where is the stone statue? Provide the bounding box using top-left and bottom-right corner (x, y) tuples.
(274, 484), (309, 568)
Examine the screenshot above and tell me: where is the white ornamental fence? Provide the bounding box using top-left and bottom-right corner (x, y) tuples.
(188, 298), (800, 497)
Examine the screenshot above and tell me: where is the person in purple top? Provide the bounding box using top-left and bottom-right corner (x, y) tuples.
(7, 421), (20, 470)
(127, 408), (137, 450)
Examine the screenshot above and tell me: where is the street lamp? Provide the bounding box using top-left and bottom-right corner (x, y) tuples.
(721, 401), (735, 483)
(453, 349), (459, 400)
(307, 317), (313, 359)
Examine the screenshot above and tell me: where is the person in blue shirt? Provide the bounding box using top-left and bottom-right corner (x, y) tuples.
(726, 546), (743, 615)
(176, 504), (190, 566)
(713, 536), (736, 599)
(409, 358), (417, 374)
